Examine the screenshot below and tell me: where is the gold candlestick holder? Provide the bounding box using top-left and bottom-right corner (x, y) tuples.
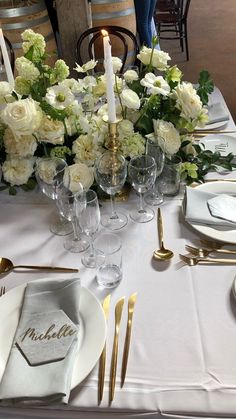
(103, 116), (122, 151)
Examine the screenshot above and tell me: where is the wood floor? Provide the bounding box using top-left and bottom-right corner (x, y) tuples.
(160, 0), (236, 121)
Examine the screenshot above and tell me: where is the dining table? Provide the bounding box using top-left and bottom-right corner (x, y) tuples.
(1, 87), (236, 419)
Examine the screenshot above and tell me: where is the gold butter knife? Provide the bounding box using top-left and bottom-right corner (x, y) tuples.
(109, 296), (125, 404)
(98, 294), (111, 405)
(121, 292), (137, 388)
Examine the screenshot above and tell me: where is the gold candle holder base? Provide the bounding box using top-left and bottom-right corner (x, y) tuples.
(103, 116), (122, 151)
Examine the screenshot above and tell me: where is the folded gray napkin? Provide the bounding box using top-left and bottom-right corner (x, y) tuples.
(0, 278), (80, 405)
(207, 102), (229, 125)
(184, 186), (236, 227)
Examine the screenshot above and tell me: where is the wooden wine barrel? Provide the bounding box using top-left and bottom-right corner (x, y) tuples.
(0, 0), (57, 69)
(91, 0), (137, 68)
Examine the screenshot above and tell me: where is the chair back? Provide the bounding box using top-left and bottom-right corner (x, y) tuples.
(0, 36), (15, 73)
(181, 0), (191, 20)
(76, 25), (139, 74)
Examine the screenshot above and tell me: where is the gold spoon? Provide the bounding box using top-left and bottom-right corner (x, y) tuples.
(153, 208), (174, 261)
(0, 257), (79, 274)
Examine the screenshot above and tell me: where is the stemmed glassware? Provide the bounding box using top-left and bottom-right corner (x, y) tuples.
(35, 157), (73, 236)
(56, 187), (89, 253)
(144, 138), (165, 206)
(95, 151), (128, 230)
(128, 155), (157, 223)
(79, 189), (104, 268)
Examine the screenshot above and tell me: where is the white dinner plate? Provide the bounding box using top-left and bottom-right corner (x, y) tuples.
(184, 181), (236, 244)
(0, 284), (106, 389)
(199, 134), (236, 156)
(196, 120), (228, 131)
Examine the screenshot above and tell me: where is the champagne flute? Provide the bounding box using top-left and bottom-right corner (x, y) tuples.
(56, 187), (89, 253)
(79, 189), (104, 268)
(95, 151), (128, 230)
(145, 138), (165, 206)
(128, 155), (157, 223)
(35, 157), (73, 236)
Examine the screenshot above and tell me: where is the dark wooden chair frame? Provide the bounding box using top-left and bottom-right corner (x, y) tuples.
(76, 25), (139, 74)
(154, 0), (191, 61)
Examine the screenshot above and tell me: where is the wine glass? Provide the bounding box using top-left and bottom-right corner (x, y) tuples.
(56, 187), (89, 253)
(95, 151), (128, 230)
(35, 157), (73, 236)
(128, 155), (157, 223)
(79, 189), (104, 268)
(144, 138), (165, 206)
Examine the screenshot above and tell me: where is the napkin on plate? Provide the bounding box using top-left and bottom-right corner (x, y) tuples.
(0, 278), (80, 405)
(207, 102), (229, 125)
(184, 186), (236, 227)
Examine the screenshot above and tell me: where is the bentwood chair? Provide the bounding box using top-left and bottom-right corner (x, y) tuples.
(76, 25), (139, 74)
(154, 0), (191, 61)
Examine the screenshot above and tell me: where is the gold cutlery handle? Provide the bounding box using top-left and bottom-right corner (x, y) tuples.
(121, 318), (132, 388)
(98, 344), (106, 404)
(215, 249), (236, 255)
(199, 258), (236, 264)
(157, 208), (163, 247)
(110, 333), (119, 403)
(14, 265), (79, 272)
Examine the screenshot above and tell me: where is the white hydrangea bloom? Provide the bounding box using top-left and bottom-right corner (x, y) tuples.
(120, 132), (145, 158)
(15, 57), (40, 81)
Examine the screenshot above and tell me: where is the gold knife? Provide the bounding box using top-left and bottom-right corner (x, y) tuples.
(121, 292), (137, 388)
(98, 294), (111, 405)
(109, 296), (125, 404)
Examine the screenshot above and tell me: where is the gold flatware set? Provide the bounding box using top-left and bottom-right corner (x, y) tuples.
(153, 208), (174, 261)
(98, 292), (137, 405)
(180, 243), (236, 266)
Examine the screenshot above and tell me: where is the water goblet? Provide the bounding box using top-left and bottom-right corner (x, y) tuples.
(56, 188), (89, 253)
(95, 151), (128, 230)
(79, 189), (104, 268)
(35, 157), (73, 236)
(144, 138), (165, 206)
(128, 155), (157, 223)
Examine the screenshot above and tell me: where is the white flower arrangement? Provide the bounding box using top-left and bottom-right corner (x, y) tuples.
(0, 29), (232, 194)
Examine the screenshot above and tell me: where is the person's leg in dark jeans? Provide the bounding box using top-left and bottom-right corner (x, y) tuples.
(134, 0), (157, 47)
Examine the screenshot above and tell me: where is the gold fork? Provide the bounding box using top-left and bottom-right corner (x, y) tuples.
(180, 254), (236, 266)
(0, 286), (5, 296)
(186, 244), (236, 257)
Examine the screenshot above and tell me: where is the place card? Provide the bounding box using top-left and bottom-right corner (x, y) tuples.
(16, 309), (79, 366)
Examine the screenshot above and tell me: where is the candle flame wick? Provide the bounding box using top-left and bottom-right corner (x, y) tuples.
(101, 29), (109, 37)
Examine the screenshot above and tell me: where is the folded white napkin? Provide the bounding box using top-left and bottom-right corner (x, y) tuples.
(184, 186), (236, 227)
(0, 278), (80, 405)
(207, 102), (229, 125)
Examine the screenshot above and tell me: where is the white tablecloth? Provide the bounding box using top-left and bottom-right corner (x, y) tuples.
(1, 88), (236, 419)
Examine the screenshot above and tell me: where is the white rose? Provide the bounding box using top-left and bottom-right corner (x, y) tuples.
(2, 156), (34, 186)
(123, 69), (139, 82)
(112, 57), (122, 73)
(72, 134), (102, 166)
(120, 89), (140, 110)
(137, 47), (170, 71)
(4, 127), (37, 157)
(1, 98), (42, 137)
(37, 115), (65, 145)
(35, 158), (58, 185)
(153, 119), (181, 156)
(63, 163), (94, 192)
(172, 82), (203, 120)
